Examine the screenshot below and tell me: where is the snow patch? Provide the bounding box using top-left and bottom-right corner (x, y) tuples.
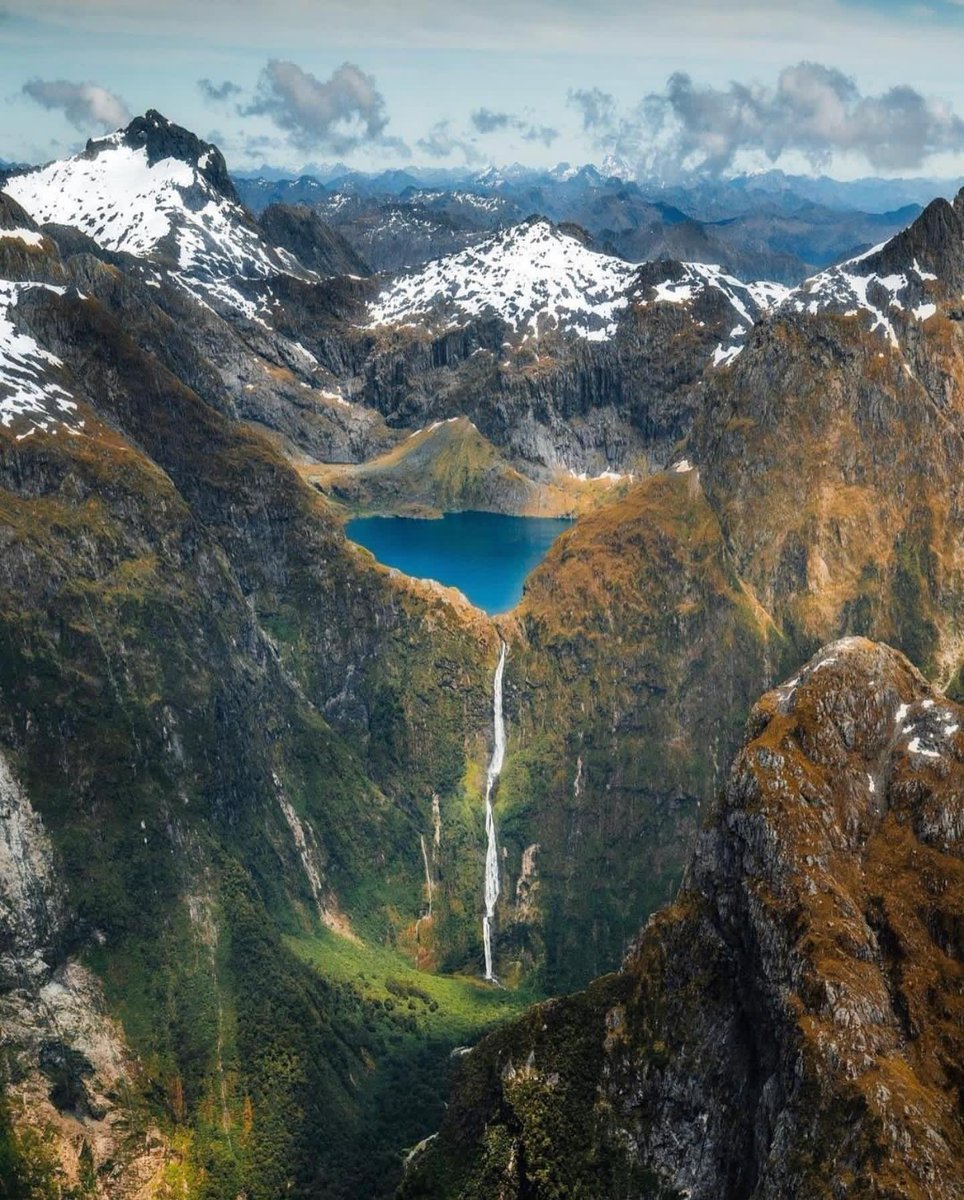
(0, 282), (83, 437)
(0, 228), (45, 248)
(368, 220), (639, 340)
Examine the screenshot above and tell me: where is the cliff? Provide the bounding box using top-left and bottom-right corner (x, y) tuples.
(403, 638), (964, 1198)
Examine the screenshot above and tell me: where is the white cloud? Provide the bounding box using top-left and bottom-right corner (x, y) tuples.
(572, 62), (964, 175)
(22, 78), (129, 131)
(243, 59), (406, 155)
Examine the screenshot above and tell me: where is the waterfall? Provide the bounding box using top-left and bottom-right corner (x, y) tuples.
(482, 642), (507, 982)
(419, 834), (434, 917)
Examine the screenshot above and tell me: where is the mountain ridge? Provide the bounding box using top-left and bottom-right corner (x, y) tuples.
(402, 638), (964, 1199)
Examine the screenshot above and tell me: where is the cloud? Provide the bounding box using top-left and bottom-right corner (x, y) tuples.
(21, 78), (129, 131)
(470, 107), (512, 133)
(416, 119), (481, 162)
(470, 107), (559, 147)
(571, 63), (964, 175)
(243, 59), (405, 154)
(198, 78), (242, 103)
(521, 124), (559, 147)
(569, 87), (618, 134)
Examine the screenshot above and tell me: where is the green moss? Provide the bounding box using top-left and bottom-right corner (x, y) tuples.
(0, 1089), (75, 1200)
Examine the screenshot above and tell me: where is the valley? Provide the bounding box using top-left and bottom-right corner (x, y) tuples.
(0, 96), (962, 1199)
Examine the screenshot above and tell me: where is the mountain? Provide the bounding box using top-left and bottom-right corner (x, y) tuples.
(402, 638), (964, 1199)
(2, 113), (405, 464)
(4, 110), (964, 1195)
(362, 216), (788, 346)
(336, 218), (789, 471)
(324, 199), (494, 274)
(778, 192), (964, 337)
(367, 217), (642, 340)
(240, 164), (923, 284)
(257, 202), (372, 277)
(4, 111), (312, 313)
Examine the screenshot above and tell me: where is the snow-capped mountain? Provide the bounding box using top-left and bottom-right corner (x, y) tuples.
(5, 111), (309, 314)
(777, 194), (962, 346)
(367, 218), (642, 340)
(781, 243), (939, 347)
(632, 260), (790, 363)
(368, 218), (789, 351)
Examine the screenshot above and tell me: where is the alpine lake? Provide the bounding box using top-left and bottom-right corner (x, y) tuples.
(346, 510), (574, 614)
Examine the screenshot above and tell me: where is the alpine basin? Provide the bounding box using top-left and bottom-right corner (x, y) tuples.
(346, 511), (573, 615)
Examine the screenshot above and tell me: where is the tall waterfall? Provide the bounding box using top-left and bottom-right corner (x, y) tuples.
(482, 642), (507, 982)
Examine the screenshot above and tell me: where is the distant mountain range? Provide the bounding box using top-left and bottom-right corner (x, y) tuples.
(234, 165), (927, 284)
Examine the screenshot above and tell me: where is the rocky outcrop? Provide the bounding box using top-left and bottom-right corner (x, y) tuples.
(0, 750), (170, 1194)
(403, 638), (964, 1198)
(259, 203), (371, 277)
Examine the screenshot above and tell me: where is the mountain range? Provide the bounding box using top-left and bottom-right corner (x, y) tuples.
(0, 110), (962, 1197)
(235, 165), (924, 284)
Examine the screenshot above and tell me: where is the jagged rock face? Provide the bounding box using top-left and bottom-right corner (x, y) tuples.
(686, 189), (964, 683)
(404, 639), (964, 1199)
(258, 203), (372, 278)
(0, 752), (67, 989)
(489, 470), (774, 991)
(341, 205), (489, 275)
(0, 750), (170, 1191)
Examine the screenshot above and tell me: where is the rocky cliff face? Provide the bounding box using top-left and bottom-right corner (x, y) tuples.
(0, 751), (170, 1195)
(403, 638), (964, 1199)
(258, 203), (372, 278)
(0, 186), (514, 1196)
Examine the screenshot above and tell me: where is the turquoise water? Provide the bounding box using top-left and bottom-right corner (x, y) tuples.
(346, 511), (574, 614)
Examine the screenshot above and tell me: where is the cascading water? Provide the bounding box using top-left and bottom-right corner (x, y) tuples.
(482, 642), (507, 982)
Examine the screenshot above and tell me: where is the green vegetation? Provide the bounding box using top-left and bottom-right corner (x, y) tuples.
(283, 929), (534, 1197)
(0, 1093), (72, 1200)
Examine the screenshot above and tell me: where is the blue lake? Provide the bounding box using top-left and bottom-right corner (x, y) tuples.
(346, 511), (574, 615)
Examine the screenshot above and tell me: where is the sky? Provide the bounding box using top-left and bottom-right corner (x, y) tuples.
(4, 0), (964, 180)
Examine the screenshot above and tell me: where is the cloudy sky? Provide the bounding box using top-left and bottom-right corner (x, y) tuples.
(4, 0), (964, 179)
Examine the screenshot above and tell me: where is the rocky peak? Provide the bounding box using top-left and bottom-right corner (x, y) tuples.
(75, 109), (239, 206)
(779, 191), (962, 341)
(3, 114), (315, 312)
(404, 637), (964, 1199)
(115, 109), (239, 203)
(856, 191), (964, 291)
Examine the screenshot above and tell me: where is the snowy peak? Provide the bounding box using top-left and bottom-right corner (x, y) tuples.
(367, 217), (640, 340)
(780, 191), (963, 344)
(115, 109), (238, 203)
(4, 113), (308, 302)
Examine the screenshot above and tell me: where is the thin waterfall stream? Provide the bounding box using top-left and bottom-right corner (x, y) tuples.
(482, 641), (507, 982)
